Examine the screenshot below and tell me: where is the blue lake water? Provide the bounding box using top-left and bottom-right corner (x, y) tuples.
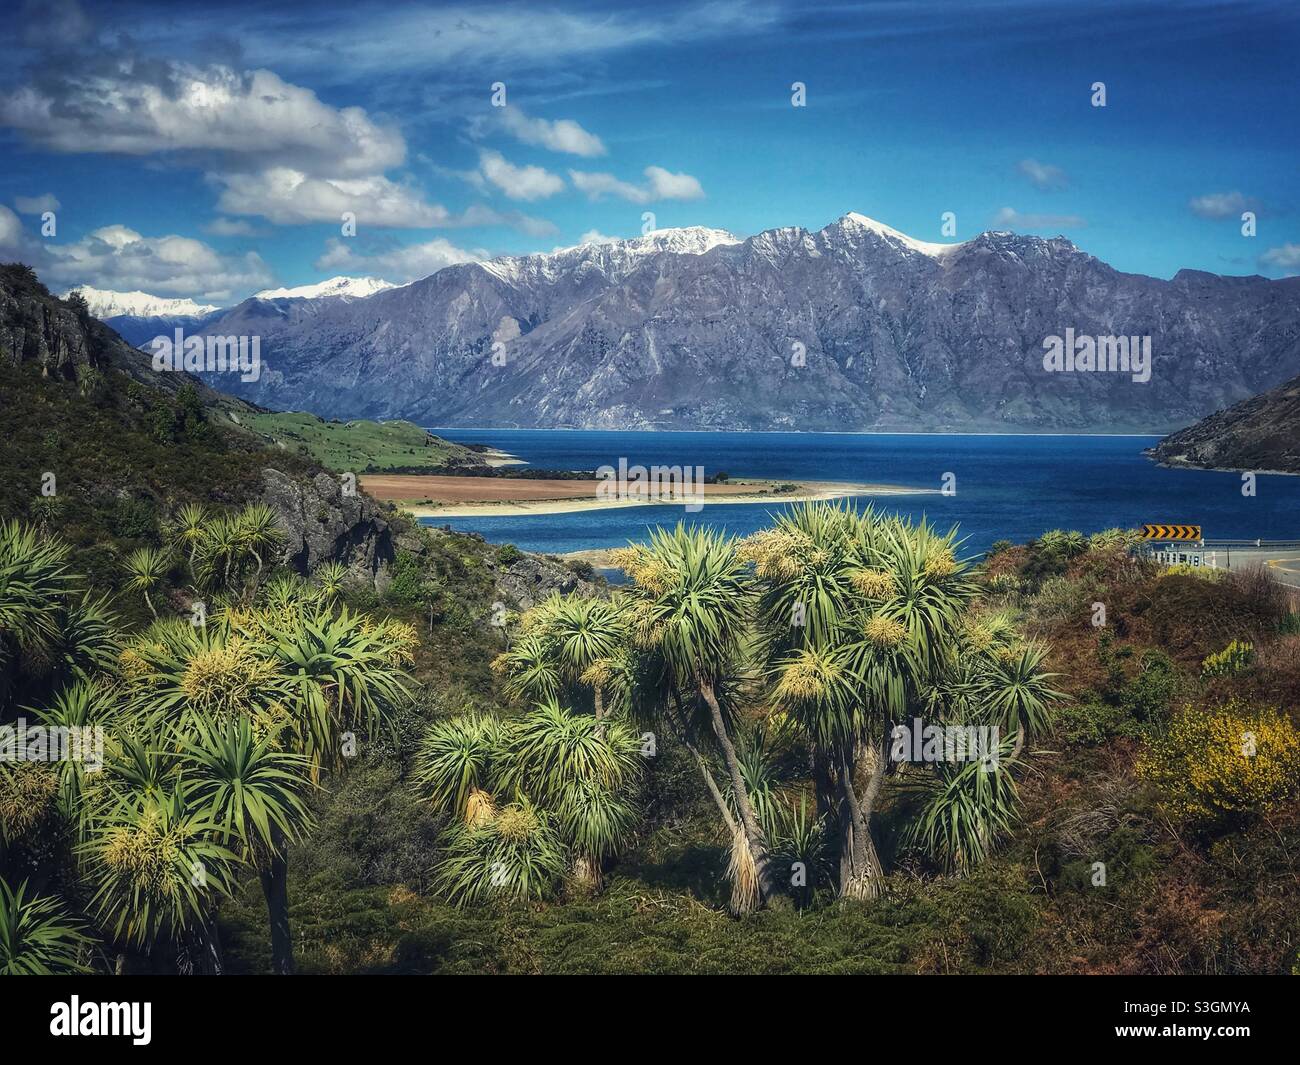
(420, 430), (1300, 557)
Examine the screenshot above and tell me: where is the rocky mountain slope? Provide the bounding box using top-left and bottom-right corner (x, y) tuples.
(2, 263), (244, 409)
(1149, 372), (1300, 473)
(166, 214), (1299, 433)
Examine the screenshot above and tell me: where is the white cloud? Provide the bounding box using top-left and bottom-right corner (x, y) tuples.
(214, 169), (451, 227)
(569, 172), (644, 202)
(496, 107), (606, 157)
(0, 62), (403, 176)
(315, 236), (486, 282)
(1259, 243), (1300, 272)
(0, 58), (467, 230)
(645, 166), (705, 200)
(203, 217), (262, 237)
(39, 224), (273, 303)
(13, 193), (60, 214)
(478, 150), (565, 201)
(1015, 159), (1068, 191)
(992, 207), (1085, 230)
(0, 206), (23, 248)
(1189, 191), (1258, 219)
(569, 166), (704, 204)
(181, 4), (775, 80)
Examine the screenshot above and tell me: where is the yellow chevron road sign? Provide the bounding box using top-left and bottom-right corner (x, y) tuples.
(1141, 523), (1202, 541)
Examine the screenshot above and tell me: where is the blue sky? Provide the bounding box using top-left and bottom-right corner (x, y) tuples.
(1, 0), (1297, 304)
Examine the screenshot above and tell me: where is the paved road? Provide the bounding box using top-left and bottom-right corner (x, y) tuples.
(1217, 546), (1300, 590)
(1148, 542), (1300, 590)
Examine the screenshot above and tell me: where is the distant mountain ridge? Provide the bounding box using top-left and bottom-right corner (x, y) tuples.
(253, 276), (398, 300)
(95, 276), (395, 346)
(106, 214), (1300, 432)
(1149, 373), (1300, 473)
(68, 285), (221, 319)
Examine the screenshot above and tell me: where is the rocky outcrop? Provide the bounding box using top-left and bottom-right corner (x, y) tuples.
(489, 553), (602, 611)
(260, 467), (395, 587)
(1149, 373), (1300, 473)
(0, 263), (250, 408)
(1, 267), (96, 378)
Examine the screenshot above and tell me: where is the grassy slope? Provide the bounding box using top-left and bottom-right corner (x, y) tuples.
(0, 361), (321, 592)
(239, 410), (483, 474)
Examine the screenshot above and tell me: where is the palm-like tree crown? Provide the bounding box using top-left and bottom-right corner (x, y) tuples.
(0, 879), (92, 975)
(613, 524), (753, 690)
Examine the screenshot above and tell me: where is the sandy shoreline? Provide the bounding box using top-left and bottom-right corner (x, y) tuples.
(480, 448), (526, 468)
(381, 479), (934, 519)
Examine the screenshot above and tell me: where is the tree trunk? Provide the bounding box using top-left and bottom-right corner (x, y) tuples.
(687, 739), (738, 837)
(143, 589), (157, 619)
(593, 686), (606, 740)
(697, 678), (778, 905)
(249, 550), (264, 602)
(193, 917), (225, 975)
(837, 739), (885, 900)
(571, 853), (602, 893)
(260, 851), (295, 975)
(811, 745), (836, 822)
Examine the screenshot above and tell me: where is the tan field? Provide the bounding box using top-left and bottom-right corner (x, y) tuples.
(359, 474), (934, 518)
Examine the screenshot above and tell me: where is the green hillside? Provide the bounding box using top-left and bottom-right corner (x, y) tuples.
(237, 410), (486, 473)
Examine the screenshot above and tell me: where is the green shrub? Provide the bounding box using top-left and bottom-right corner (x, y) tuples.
(564, 559), (596, 581)
(1031, 576), (1085, 623)
(387, 551), (429, 605)
(1056, 699), (1145, 746)
(109, 496), (158, 542)
(1120, 650), (1176, 721)
(494, 543), (524, 566)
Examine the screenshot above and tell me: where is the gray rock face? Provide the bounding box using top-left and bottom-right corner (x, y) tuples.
(1, 276), (96, 377)
(185, 215), (1300, 433)
(1149, 373), (1300, 473)
(101, 312), (219, 348)
(0, 266), (252, 408)
(260, 467), (395, 587)
(489, 554), (601, 612)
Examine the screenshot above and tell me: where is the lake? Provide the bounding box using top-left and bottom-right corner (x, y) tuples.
(419, 430), (1300, 557)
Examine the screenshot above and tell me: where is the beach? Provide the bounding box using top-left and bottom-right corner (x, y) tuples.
(360, 473), (934, 518)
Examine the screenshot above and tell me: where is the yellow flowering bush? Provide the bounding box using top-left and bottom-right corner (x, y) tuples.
(1136, 699), (1300, 824)
(0, 761), (59, 838)
(1200, 639), (1253, 678)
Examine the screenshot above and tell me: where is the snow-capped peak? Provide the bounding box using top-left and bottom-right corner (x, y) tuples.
(549, 226), (740, 259)
(252, 276), (398, 300)
(64, 286), (220, 319)
(832, 213), (963, 258)
(478, 226), (740, 285)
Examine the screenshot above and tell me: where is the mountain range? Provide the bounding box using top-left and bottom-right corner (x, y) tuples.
(88, 214), (1300, 432)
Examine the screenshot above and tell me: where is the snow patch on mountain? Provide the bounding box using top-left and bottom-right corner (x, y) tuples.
(253, 276), (398, 300)
(66, 286), (220, 319)
(478, 227), (741, 284)
(833, 213), (964, 258)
